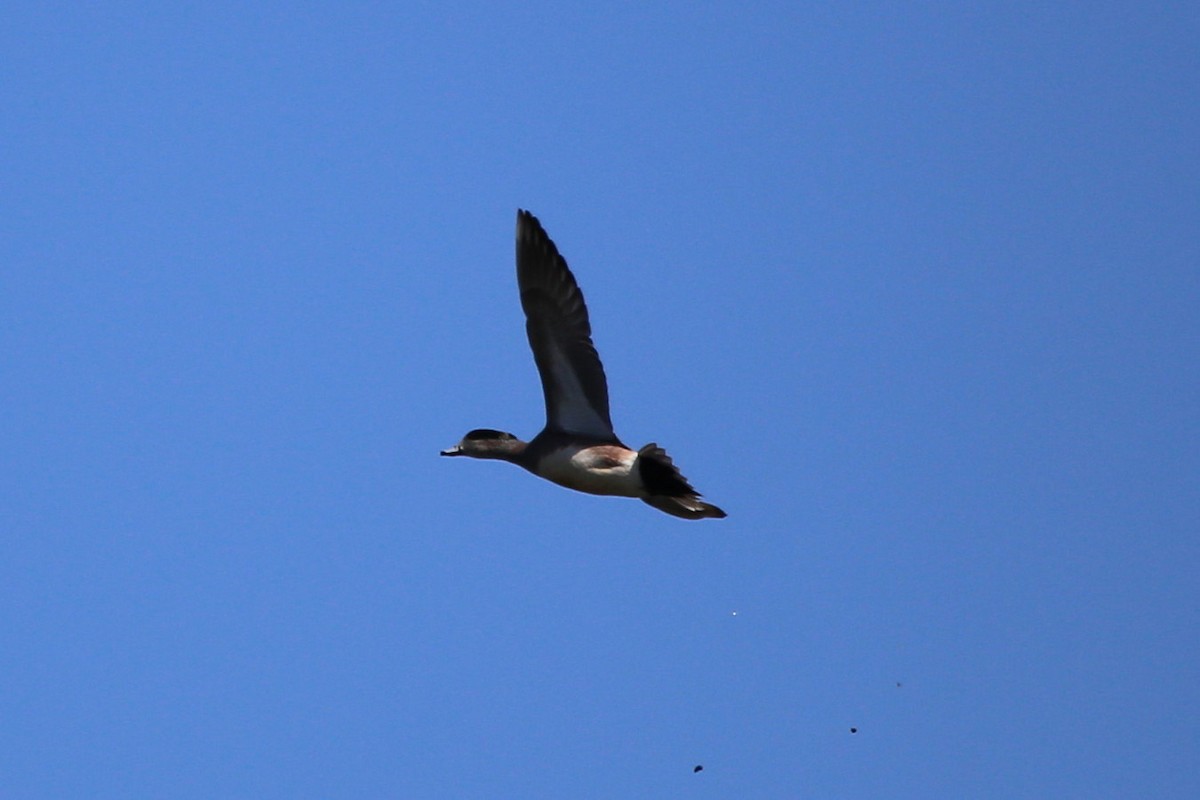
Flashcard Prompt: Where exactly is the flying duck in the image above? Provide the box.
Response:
[441,210,726,520]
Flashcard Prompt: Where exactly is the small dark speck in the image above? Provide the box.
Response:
[850,727,858,734]
[896,682,902,688]
[693,765,703,773]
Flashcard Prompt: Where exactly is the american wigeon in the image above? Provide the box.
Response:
[442,210,726,520]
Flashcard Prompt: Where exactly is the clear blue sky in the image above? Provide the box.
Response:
[2,2,1197,797]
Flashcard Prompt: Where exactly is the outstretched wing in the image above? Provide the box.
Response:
[516,209,616,439]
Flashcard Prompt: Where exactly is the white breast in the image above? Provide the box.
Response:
[537,445,642,497]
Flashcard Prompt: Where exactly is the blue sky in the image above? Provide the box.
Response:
[2,2,1197,797]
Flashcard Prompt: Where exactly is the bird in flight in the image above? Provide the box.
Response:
[441,210,726,520]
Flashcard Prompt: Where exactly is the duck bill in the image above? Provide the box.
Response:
[440,445,463,456]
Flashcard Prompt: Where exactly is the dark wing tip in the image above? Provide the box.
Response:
[636,443,698,496]
[516,209,567,284]
[514,208,594,340]
[636,443,727,519]
[516,208,544,242]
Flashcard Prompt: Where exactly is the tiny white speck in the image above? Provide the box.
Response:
[731,611,738,616]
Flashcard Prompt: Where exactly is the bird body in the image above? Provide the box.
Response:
[531,440,640,497]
